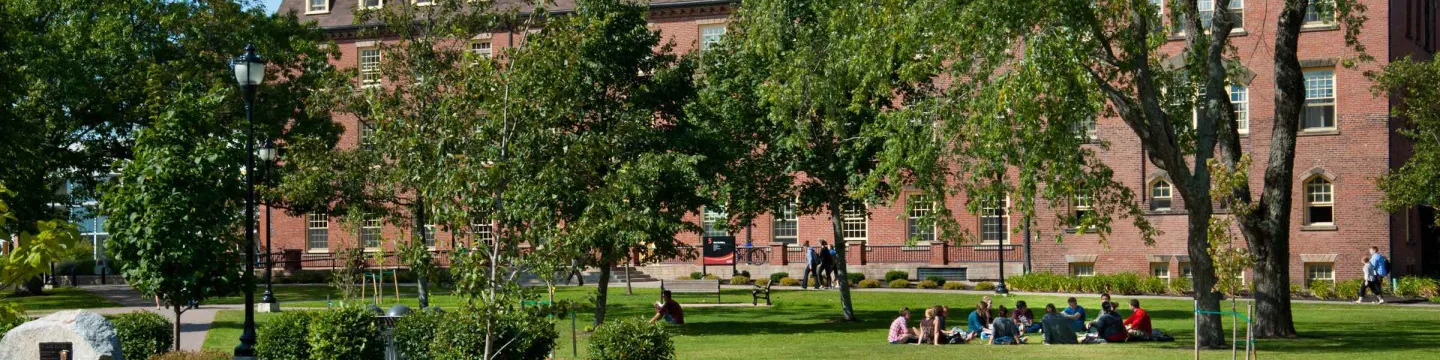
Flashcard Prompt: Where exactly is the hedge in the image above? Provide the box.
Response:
[589,317,675,360]
[942,282,967,290]
[846,273,866,286]
[308,306,384,360]
[257,311,314,360]
[885,271,909,282]
[729,275,751,285]
[393,310,442,360]
[888,279,911,288]
[974,282,996,291]
[858,279,881,288]
[1006,272,1184,295]
[108,311,172,360]
[779,277,801,286]
[769,272,790,284]
[924,275,947,286]
[917,280,939,289]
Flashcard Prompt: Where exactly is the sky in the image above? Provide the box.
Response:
[262,0,283,14]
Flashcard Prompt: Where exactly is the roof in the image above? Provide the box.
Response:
[278,0,734,30]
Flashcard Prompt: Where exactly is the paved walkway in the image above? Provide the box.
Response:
[27,285,243,351]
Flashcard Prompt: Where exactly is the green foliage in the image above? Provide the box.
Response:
[0,187,84,291]
[675,276,694,281]
[942,282,968,290]
[917,280,939,289]
[888,279,912,289]
[1335,280,1365,300]
[392,310,442,360]
[689,272,704,280]
[740,271,751,278]
[329,248,367,301]
[1374,59,1440,222]
[703,274,720,280]
[885,271,910,282]
[974,282,996,291]
[769,272,790,284]
[148,350,231,360]
[430,307,557,360]
[108,312,172,360]
[729,276,751,285]
[924,276,948,286]
[257,311,314,360]
[847,273,867,286]
[779,277,801,287]
[858,279,882,288]
[1309,281,1337,300]
[1291,284,1307,298]
[0,299,26,334]
[1104,273,1142,295]
[307,306,384,360]
[1396,276,1440,298]
[1169,277,1194,295]
[753,278,771,287]
[1141,277,1168,295]
[588,317,676,360]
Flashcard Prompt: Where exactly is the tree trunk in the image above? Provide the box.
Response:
[413,196,431,309]
[826,200,857,322]
[172,306,183,351]
[593,264,612,327]
[1185,199,1227,348]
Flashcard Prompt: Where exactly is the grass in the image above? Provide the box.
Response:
[202,286,1440,359]
[3,287,122,311]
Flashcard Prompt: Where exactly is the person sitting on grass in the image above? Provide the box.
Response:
[914,307,942,345]
[1085,301,1127,343]
[1123,299,1152,339]
[1013,300,1041,333]
[889,307,918,344]
[966,300,993,342]
[1062,297,1087,332]
[1091,292,1115,327]
[649,290,685,325]
[991,305,1023,345]
[1041,303,1079,345]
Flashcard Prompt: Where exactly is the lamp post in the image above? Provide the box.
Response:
[231,44,265,359]
[257,138,279,312]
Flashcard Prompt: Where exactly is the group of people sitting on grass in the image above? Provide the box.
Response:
[888,293,1168,345]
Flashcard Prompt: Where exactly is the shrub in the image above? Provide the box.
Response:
[753,278,770,287]
[392,309,442,360]
[1396,276,1440,298]
[974,282,996,291]
[257,311,313,360]
[108,311,172,360]
[308,306,384,360]
[858,279,882,288]
[769,272,790,284]
[740,270,752,278]
[942,282,967,290]
[888,279,911,288]
[148,350,231,360]
[589,317,675,360]
[703,274,720,280]
[924,276,948,286]
[431,308,556,360]
[917,280,939,289]
[1309,281,1336,300]
[1335,279,1363,300]
[1168,277,1193,294]
[779,277,801,286]
[846,272,866,286]
[1103,273,1142,295]
[675,276,693,280]
[689,272,704,280]
[1139,277,1167,295]
[885,270,909,282]
[1290,284,1307,298]
[729,275,751,285]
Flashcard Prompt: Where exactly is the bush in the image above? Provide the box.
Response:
[729,275,751,285]
[858,279,882,288]
[108,311,172,360]
[1102,273,1142,295]
[689,272,704,280]
[589,317,675,360]
[769,272,790,284]
[1396,276,1440,298]
[430,308,557,360]
[846,272,866,286]
[1335,279,1363,300]
[148,350,231,360]
[308,306,384,360]
[1290,284,1307,298]
[1309,280,1336,300]
[888,279,911,288]
[702,274,720,280]
[917,280,939,289]
[392,310,442,360]
[1139,277,1167,295]
[753,278,770,287]
[885,270,909,282]
[923,275,947,286]
[257,311,314,360]
[675,276,693,280]
[779,277,801,286]
[974,282,996,291]
[740,270,751,278]
[942,282,967,290]
[1169,277,1193,294]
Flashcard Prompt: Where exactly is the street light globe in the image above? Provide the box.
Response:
[258,139,277,162]
[232,44,266,87]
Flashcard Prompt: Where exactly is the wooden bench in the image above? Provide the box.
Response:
[661,279,722,304]
[751,280,773,306]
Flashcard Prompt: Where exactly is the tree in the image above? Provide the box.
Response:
[1373,58,1440,224]
[0,186,84,298]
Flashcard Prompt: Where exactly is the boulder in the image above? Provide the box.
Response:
[0,310,123,360]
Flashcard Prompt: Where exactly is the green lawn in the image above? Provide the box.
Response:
[3,287,122,311]
[203,286,1440,359]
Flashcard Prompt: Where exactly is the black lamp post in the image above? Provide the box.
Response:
[231,44,265,360]
[258,138,278,310]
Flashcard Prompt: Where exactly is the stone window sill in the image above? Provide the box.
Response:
[1298,129,1341,137]
[1301,24,1340,32]
[1301,224,1338,231]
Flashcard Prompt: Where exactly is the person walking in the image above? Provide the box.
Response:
[802,240,818,289]
[819,241,836,288]
[1365,246,1389,304]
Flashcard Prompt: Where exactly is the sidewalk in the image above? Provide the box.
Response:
[26,285,244,351]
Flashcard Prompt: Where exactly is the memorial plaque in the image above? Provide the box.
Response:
[39,342,72,360]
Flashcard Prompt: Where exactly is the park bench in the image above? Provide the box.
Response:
[751,279,773,306]
[661,279,722,304]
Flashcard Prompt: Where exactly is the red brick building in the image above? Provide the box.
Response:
[273,0,1439,283]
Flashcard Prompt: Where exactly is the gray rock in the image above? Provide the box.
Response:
[0,310,123,360]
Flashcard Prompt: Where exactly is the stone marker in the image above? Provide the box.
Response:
[0,310,123,360]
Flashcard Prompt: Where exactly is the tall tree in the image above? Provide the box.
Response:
[1374,58,1440,225]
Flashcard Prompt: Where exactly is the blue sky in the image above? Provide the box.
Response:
[262,0,283,14]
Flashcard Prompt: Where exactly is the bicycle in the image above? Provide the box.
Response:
[734,244,768,266]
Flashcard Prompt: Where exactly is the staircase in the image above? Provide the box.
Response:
[578,266,658,284]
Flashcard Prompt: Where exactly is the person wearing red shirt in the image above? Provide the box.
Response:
[1123,299,1152,339]
[649,290,685,325]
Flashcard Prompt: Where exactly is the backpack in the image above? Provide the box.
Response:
[1375,255,1389,277]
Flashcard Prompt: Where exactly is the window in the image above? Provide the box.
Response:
[1305,263,1335,283]
[361,0,382,10]
[309,0,330,13]
[699,24,726,51]
[1305,177,1335,225]
[470,219,495,244]
[1179,262,1193,278]
[1199,0,1244,30]
[1304,0,1334,25]
[703,207,728,237]
[1150,180,1173,211]
[1070,263,1096,277]
[842,203,867,241]
[907,195,936,243]
[359,48,382,88]
[307,213,329,251]
[1302,70,1336,130]
[413,0,434,6]
[1150,0,1165,32]
[772,202,798,244]
[1231,85,1249,133]
[423,224,437,248]
[1073,194,1094,223]
[469,41,492,58]
[360,122,377,150]
[1074,117,1097,143]
[361,218,382,249]
[981,197,1010,244]
[1151,262,1171,279]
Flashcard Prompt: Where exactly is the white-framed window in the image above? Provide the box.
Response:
[1305,262,1335,283]
[842,202,867,241]
[1231,84,1249,133]
[361,0,382,10]
[1151,262,1171,279]
[309,0,331,13]
[470,219,495,244]
[1070,263,1096,277]
[359,122,377,150]
[307,213,329,251]
[423,224,437,248]
[1150,180,1173,211]
[1180,261,1193,278]
[359,47,382,88]
[413,0,434,6]
[1304,176,1335,225]
[703,206,728,237]
[469,41,492,58]
[361,217,382,249]
[1304,0,1335,26]
[1074,117,1097,143]
[907,195,937,243]
[699,24,726,51]
[772,202,798,244]
[1150,0,1165,31]
[1073,194,1094,223]
[1302,69,1336,130]
[980,196,1010,244]
[1199,0,1244,30]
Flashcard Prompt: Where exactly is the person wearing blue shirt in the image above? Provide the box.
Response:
[965,301,992,342]
[1361,246,1389,304]
[802,240,817,289]
[1062,297,1087,332]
